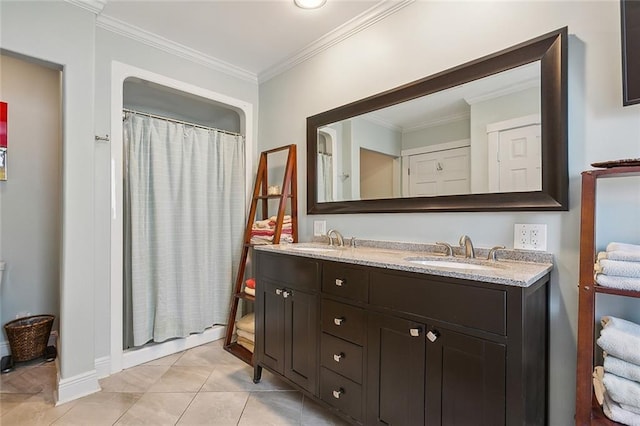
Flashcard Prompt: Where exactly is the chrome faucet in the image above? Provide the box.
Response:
[459,235,475,258]
[327,229,345,247]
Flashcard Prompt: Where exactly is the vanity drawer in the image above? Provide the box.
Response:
[256,252,320,292]
[320,333,363,384]
[320,367,363,422]
[370,271,507,335]
[321,299,366,345]
[322,262,369,302]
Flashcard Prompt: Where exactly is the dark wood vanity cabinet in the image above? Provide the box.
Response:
[254,250,549,425]
[254,251,321,394]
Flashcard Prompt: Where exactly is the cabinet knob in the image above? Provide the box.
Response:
[427,330,440,342]
[333,352,344,362]
[282,290,291,298]
[409,327,421,337]
[332,388,344,399]
[335,278,344,287]
[275,288,282,295]
[333,317,345,326]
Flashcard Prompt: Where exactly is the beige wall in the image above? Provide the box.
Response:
[0,54,62,344]
[360,148,395,200]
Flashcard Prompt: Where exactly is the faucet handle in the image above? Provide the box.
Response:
[435,242,453,257]
[487,246,506,261]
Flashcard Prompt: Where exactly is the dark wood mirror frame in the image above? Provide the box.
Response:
[307,27,567,214]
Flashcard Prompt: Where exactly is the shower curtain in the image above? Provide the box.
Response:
[123,112,245,348]
[317,152,333,202]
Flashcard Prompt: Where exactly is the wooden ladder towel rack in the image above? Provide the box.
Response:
[223,144,298,365]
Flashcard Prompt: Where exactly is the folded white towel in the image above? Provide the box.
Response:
[603,391,640,426]
[605,355,640,382]
[595,273,640,291]
[595,259,640,278]
[594,366,605,406]
[604,372,640,411]
[236,313,255,334]
[608,242,640,254]
[597,323,640,366]
[602,316,640,334]
[600,250,640,263]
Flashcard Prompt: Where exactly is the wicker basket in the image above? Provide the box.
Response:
[4,315,54,362]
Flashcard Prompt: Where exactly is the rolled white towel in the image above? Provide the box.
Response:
[595,259,640,278]
[605,354,640,383]
[602,316,640,334]
[602,251,640,263]
[603,372,640,411]
[595,273,640,291]
[607,242,640,254]
[603,391,640,426]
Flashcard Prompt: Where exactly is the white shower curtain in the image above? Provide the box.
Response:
[317,152,333,202]
[123,113,245,347]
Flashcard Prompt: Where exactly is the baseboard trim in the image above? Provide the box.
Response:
[94,356,111,379]
[55,368,101,406]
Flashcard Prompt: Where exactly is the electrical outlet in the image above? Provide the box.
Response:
[514,224,547,251]
[313,220,326,237]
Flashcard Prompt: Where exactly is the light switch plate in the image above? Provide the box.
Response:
[514,224,547,251]
[314,220,326,237]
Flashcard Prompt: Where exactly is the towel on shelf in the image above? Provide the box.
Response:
[607,242,640,254]
[244,287,255,296]
[236,328,254,343]
[603,392,640,426]
[600,250,640,263]
[597,316,640,366]
[594,366,605,406]
[237,336,254,353]
[268,215,291,224]
[595,259,640,278]
[595,273,640,291]
[236,313,255,334]
[605,354,640,383]
[603,372,640,410]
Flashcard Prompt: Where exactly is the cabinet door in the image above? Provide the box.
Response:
[426,327,506,426]
[256,280,285,374]
[367,312,426,426]
[284,287,318,394]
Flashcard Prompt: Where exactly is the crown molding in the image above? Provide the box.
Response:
[96,15,258,84]
[404,112,471,133]
[464,78,539,105]
[65,0,106,14]
[258,0,415,83]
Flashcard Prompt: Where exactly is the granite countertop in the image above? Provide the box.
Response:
[255,239,553,288]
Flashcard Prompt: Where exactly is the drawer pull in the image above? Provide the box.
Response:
[333,352,344,362]
[332,388,344,399]
[335,278,344,287]
[275,288,283,295]
[333,317,345,326]
[410,328,421,337]
[282,290,291,298]
[427,330,440,342]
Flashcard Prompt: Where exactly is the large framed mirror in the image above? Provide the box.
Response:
[307,27,567,214]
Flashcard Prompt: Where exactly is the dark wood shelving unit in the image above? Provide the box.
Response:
[575,165,640,425]
[223,144,298,366]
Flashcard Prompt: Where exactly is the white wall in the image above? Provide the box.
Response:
[0,54,62,345]
[258,2,640,424]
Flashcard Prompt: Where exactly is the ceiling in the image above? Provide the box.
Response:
[89,0,412,82]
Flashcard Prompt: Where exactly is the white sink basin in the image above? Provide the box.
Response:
[404,257,498,271]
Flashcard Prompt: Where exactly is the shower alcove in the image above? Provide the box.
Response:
[109,62,254,374]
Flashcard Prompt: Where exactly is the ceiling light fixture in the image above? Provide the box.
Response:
[294,0,327,10]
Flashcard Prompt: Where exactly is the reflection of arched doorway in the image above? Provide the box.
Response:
[317,127,338,202]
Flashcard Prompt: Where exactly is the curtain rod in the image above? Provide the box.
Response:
[122,108,244,138]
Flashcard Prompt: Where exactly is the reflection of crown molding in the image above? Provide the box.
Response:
[258,0,415,83]
[96,15,257,83]
[463,78,539,105]
[404,112,470,133]
[65,0,106,14]
[361,115,402,133]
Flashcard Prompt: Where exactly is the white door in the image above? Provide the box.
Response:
[408,147,470,196]
[496,124,541,192]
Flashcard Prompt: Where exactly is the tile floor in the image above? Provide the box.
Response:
[0,339,349,425]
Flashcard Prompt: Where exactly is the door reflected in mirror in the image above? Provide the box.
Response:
[317,62,541,202]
